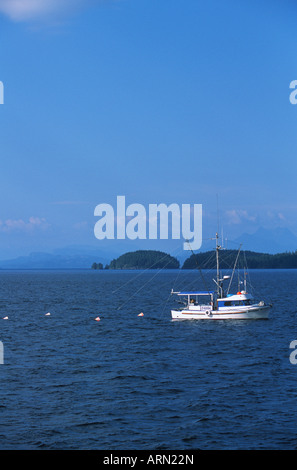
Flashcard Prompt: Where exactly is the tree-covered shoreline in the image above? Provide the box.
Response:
[92,250,180,270]
[182,249,297,269]
[92,248,297,270]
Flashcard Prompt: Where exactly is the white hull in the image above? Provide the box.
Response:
[171,305,270,320]
[170,232,272,321]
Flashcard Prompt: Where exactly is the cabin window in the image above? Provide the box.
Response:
[218,299,251,307]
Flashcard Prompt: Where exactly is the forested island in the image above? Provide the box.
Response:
[182,249,297,269]
[91,248,297,270]
[91,262,106,270]
[92,250,180,270]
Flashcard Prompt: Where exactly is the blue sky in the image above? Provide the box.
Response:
[0,0,297,258]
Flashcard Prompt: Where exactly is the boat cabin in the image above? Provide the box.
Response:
[173,291,214,310]
[217,292,253,308]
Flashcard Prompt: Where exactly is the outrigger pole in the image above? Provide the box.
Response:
[185,239,211,295]
[227,243,242,295]
[215,232,220,297]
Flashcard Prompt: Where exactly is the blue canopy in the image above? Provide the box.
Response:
[178,291,214,296]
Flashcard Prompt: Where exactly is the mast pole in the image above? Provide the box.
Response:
[216,232,220,297]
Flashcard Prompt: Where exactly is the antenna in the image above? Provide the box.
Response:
[227,243,242,295]
[216,193,220,236]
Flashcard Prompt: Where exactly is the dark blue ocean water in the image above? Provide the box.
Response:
[0,269,297,450]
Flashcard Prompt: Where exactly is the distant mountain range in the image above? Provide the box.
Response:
[0,245,112,269]
[201,227,297,254]
[233,227,297,254]
[0,227,296,269]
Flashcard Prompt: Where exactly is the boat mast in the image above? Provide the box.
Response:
[216,232,220,298]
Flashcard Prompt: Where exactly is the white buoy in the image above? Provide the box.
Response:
[138,312,144,316]
[45,312,51,316]
[3,316,8,320]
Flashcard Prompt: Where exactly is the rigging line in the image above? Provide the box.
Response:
[181,251,215,291]
[175,262,201,294]
[185,239,211,294]
[241,250,257,297]
[163,251,188,312]
[243,251,251,285]
[218,249,242,271]
[161,276,181,316]
[200,250,217,270]
[161,293,173,317]
[111,244,183,295]
[163,246,212,316]
[216,193,220,236]
[169,256,184,291]
[223,239,241,246]
[241,250,272,304]
[116,253,182,311]
[227,244,242,295]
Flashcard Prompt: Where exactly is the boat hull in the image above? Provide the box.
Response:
[171,305,270,320]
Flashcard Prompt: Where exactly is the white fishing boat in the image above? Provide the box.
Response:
[171,234,271,320]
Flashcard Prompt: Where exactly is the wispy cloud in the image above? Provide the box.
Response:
[0,217,50,233]
[225,209,257,225]
[267,210,287,222]
[0,0,95,22]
